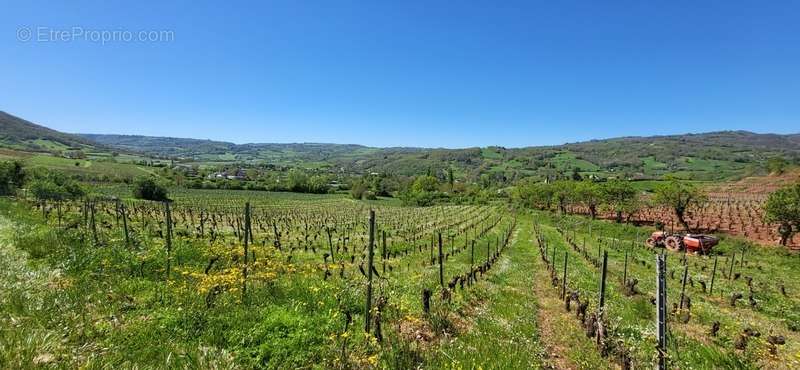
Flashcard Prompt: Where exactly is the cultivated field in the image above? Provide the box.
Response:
[1,189,799,369]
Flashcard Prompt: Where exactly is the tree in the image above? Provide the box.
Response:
[767,157,789,175]
[28,172,84,201]
[350,179,368,200]
[653,180,705,231]
[0,160,25,196]
[601,180,637,223]
[512,180,553,210]
[133,177,170,202]
[764,183,800,246]
[551,180,576,215]
[286,169,309,192]
[411,176,439,193]
[571,167,583,181]
[574,181,602,219]
[447,168,455,189]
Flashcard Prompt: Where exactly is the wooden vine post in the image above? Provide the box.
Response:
[438,232,444,288]
[365,210,376,333]
[120,201,130,248]
[623,251,628,285]
[90,201,98,246]
[709,256,718,294]
[561,251,568,299]
[471,239,475,267]
[326,227,335,263]
[242,202,251,301]
[656,253,667,370]
[679,264,688,309]
[598,251,608,310]
[382,230,387,274]
[164,201,173,281]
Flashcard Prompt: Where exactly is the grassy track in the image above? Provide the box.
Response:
[426,217,547,368]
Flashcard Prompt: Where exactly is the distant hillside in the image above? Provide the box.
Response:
[80,133,421,167]
[80,134,237,157]
[0,111,98,152]
[3,110,799,181]
[81,131,800,181]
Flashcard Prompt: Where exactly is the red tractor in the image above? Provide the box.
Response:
[646,231,719,254]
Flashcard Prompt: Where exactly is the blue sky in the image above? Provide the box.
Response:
[2,1,799,148]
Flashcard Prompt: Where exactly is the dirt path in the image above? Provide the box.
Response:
[528,222,617,370]
[427,216,548,368]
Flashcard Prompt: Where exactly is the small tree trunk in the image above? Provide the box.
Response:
[675,208,689,231]
[778,223,792,246]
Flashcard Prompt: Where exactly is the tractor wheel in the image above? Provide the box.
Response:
[645,238,656,248]
[665,236,681,251]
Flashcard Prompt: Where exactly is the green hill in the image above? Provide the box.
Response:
[2,110,799,181]
[0,111,98,153]
[82,131,800,181]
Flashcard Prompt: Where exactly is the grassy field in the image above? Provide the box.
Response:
[1,188,799,369]
[21,154,158,180]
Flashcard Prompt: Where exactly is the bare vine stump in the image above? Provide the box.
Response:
[767,335,786,356]
[730,292,743,307]
[422,289,431,315]
[710,321,720,337]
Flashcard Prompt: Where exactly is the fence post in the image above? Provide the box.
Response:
[679,264,688,309]
[438,232,444,288]
[382,230,387,274]
[121,201,130,248]
[623,250,628,285]
[561,251,568,299]
[90,201,98,245]
[242,202,251,300]
[728,252,736,280]
[656,253,667,370]
[599,251,608,309]
[164,201,173,281]
[326,227,335,263]
[710,255,718,294]
[471,240,475,267]
[365,210,376,333]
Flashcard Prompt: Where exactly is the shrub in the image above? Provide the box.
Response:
[0,160,25,196]
[133,177,170,201]
[28,171,84,201]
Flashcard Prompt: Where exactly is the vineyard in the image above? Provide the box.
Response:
[2,189,800,368]
[0,193,525,368]
[566,191,800,248]
[632,193,800,247]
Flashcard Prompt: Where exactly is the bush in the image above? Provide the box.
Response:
[28,171,84,201]
[350,181,368,200]
[0,161,25,196]
[133,177,170,201]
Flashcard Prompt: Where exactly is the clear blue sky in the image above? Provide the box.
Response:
[2,1,799,148]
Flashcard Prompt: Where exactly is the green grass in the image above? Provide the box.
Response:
[551,152,601,172]
[3,185,800,369]
[0,195,528,368]
[23,155,156,180]
[532,211,800,368]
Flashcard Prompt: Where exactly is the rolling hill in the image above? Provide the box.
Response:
[2,111,799,181]
[0,111,99,153]
[81,131,800,181]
